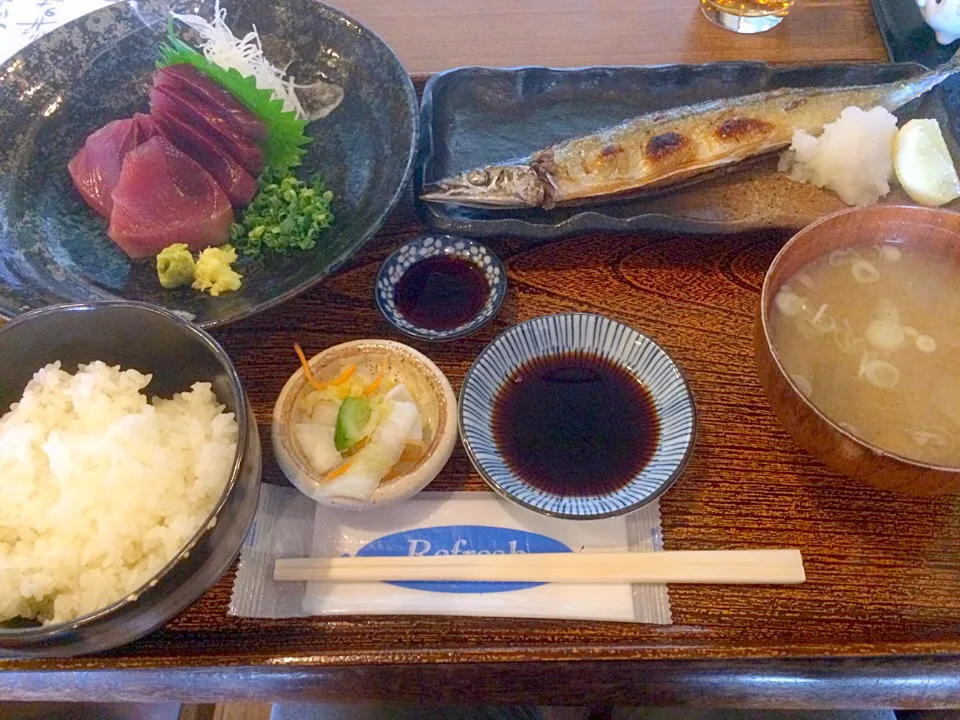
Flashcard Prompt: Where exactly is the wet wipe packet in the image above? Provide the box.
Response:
[230,483,672,624]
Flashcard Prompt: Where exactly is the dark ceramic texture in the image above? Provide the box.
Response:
[415,62,958,240]
[0,0,417,328]
[871,0,959,68]
[0,302,262,657]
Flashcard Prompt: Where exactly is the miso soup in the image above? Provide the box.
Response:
[769,243,960,466]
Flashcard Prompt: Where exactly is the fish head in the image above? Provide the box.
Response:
[419,165,545,209]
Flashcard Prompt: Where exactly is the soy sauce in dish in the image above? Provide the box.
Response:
[394,255,489,331]
[492,351,660,496]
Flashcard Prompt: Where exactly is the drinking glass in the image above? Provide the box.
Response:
[700,0,797,34]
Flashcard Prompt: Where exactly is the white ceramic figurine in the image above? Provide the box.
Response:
[918,0,960,45]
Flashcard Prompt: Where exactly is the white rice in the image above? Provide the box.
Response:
[779,106,899,207]
[0,361,238,626]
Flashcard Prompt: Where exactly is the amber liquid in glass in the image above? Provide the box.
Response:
[701,0,795,32]
[702,0,794,17]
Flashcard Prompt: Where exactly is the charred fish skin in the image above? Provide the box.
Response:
[420,51,960,210]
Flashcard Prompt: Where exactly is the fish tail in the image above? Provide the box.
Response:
[921,45,960,86]
[882,47,960,111]
[943,45,960,73]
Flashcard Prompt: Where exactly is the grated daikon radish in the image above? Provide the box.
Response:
[172,0,309,118]
[779,106,898,207]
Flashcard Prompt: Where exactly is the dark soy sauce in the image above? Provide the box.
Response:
[493,351,660,496]
[394,256,489,331]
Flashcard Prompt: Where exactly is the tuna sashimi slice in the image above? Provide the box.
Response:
[154,64,267,141]
[68,119,137,217]
[149,85,264,176]
[132,112,162,141]
[154,108,258,206]
[107,136,234,259]
[68,114,161,217]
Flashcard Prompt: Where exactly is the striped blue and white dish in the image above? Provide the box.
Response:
[459,313,696,519]
[375,235,507,341]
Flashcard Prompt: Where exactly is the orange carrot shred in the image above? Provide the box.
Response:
[363,361,387,397]
[294,343,326,391]
[326,459,355,480]
[295,345,357,392]
[329,364,356,386]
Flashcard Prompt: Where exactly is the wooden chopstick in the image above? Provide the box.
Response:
[274,549,805,585]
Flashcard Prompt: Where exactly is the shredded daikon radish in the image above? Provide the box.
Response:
[172,0,307,118]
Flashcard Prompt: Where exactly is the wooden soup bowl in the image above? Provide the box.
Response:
[755,204,960,495]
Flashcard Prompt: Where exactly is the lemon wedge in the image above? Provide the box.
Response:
[893,119,960,207]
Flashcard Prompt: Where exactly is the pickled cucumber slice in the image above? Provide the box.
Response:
[334,396,371,452]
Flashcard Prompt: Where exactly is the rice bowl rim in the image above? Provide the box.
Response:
[0,300,250,637]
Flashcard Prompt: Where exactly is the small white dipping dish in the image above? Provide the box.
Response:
[272,339,458,510]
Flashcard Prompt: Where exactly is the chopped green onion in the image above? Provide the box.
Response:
[230,170,335,258]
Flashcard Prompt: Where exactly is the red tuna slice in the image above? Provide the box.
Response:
[153,108,258,206]
[149,84,264,176]
[68,118,141,217]
[68,115,162,218]
[107,136,234,259]
[132,112,162,141]
[154,64,267,141]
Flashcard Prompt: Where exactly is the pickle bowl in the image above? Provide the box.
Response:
[272,339,458,511]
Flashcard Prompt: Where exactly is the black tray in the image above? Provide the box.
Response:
[871,0,958,67]
[415,62,956,240]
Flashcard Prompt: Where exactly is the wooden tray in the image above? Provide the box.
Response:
[3,82,960,708]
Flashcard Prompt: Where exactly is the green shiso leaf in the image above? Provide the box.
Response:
[156,22,312,174]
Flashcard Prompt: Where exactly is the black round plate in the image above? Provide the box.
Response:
[0,0,417,328]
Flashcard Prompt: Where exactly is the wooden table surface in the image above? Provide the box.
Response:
[7,0,960,710]
[331,0,889,73]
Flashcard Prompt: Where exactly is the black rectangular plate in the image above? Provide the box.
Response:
[415,62,958,240]
[871,0,957,67]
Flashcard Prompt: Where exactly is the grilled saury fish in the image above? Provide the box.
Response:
[420,53,960,210]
